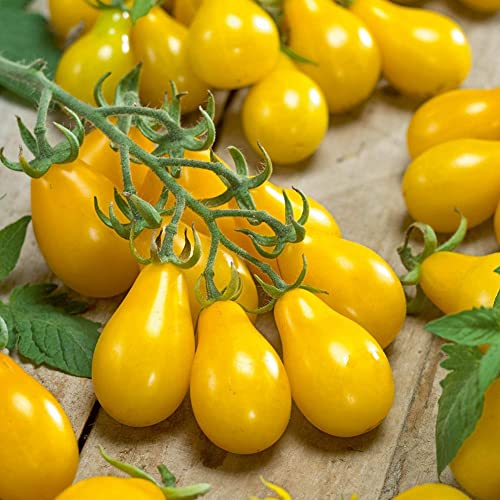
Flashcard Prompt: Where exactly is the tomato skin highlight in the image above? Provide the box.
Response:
[0,353,79,500]
[242,54,329,165]
[55,9,136,105]
[55,476,164,500]
[393,483,470,499]
[450,379,500,500]
[277,230,406,348]
[274,289,394,437]
[285,0,381,114]
[131,7,209,113]
[92,262,194,427]
[31,159,139,298]
[402,139,500,233]
[407,88,500,159]
[349,0,471,98]
[419,252,500,314]
[188,0,280,89]
[190,301,291,454]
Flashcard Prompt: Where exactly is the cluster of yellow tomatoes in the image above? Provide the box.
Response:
[48,0,500,166]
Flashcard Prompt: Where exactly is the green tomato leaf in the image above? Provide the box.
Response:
[130,0,156,24]
[0,215,31,282]
[0,0,61,103]
[425,307,500,346]
[479,343,500,393]
[436,344,484,475]
[3,284,101,377]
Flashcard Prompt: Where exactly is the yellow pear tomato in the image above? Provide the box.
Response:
[402,139,500,232]
[48,0,98,41]
[274,288,394,437]
[277,230,406,348]
[55,476,164,500]
[450,379,500,500]
[190,300,291,454]
[242,54,329,164]
[0,353,79,500]
[55,9,136,105]
[92,262,194,427]
[131,7,209,112]
[188,0,280,89]
[349,0,471,98]
[407,88,500,158]
[285,0,381,113]
[173,0,203,25]
[393,483,470,499]
[31,159,139,298]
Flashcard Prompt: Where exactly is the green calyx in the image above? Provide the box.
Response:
[398,214,468,314]
[0,57,310,303]
[99,446,210,499]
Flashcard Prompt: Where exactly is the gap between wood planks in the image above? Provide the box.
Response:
[75,89,238,453]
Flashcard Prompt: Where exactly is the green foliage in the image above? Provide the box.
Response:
[426,285,500,474]
[0,284,100,377]
[0,0,61,103]
[0,215,31,281]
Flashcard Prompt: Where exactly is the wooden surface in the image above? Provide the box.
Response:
[1,2,499,498]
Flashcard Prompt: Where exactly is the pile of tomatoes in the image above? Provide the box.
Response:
[46,0,500,165]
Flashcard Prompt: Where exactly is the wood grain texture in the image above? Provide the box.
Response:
[0,0,499,498]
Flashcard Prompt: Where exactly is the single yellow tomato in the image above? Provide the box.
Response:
[349,0,472,98]
[55,9,136,105]
[131,7,209,112]
[393,483,470,499]
[31,159,139,298]
[285,0,381,113]
[451,378,500,500]
[419,251,500,314]
[402,139,500,232]
[188,0,280,89]
[242,54,329,164]
[190,300,291,453]
[0,353,79,500]
[407,88,500,158]
[274,288,394,437]
[48,0,98,41]
[55,476,164,500]
[92,262,194,427]
[79,126,152,190]
[277,230,406,349]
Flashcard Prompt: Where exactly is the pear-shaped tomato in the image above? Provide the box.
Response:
[349,0,471,98]
[135,221,258,323]
[450,379,500,500]
[228,180,341,282]
[188,0,280,89]
[79,127,152,190]
[48,0,98,41]
[274,289,394,437]
[242,54,329,164]
[190,300,291,454]
[393,483,470,500]
[277,230,406,348]
[402,139,500,233]
[285,0,381,113]
[31,159,139,298]
[407,88,500,158]
[418,251,500,314]
[0,354,79,500]
[55,477,164,500]
[55,9,136,105]
[132,7,209,113]
[92,262,194,427]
